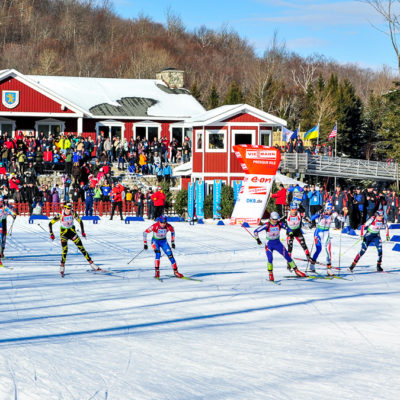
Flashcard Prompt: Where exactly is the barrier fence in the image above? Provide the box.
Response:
[14,201,175,218]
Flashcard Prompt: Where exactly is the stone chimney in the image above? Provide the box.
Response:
[156,68,184,89]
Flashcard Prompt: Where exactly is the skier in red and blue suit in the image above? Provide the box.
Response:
[143,215,183,278]
[254,211,306,281]
[349,209,390,272]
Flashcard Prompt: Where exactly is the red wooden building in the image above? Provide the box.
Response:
[0,68,204,147]
[179,104,286,188]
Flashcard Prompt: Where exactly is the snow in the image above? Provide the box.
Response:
[1,217,400,399]
[27,75,206,118]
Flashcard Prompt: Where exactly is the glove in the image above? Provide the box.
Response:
[256,238,262,245]
[82,232,86,238]
[386,236,390,242]
[172,243,176,249]
[144,244,148,250]
[50,234,55,241]
[13,215,17,220]
[289,231,294,237]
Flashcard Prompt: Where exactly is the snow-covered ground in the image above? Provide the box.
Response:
[1,217,400,400]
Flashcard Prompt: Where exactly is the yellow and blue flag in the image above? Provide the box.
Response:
[304,125,319,140]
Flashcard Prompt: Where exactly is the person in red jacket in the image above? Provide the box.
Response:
[271,184,287,217]
[152,186,166,220]
[110,181,125,220]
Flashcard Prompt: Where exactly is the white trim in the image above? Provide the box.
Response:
[205,129,227,153]
[0,70,88,116]
[0,112,83,117]
[96,120,125,140]
[35,118,65,136]
[77,117,83,135]
[134,121,161,141]
[259,127,273,146]
[192,172,245,178]
[231,129,256,152]
[0,117,16,137]
[194,129,203,152]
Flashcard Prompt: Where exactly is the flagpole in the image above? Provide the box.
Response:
[335,120,337,157]
[317,124,319,146]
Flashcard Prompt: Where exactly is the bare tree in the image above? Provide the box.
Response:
[363,0,400,72]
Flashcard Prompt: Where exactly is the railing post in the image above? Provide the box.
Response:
[397,162,399,191]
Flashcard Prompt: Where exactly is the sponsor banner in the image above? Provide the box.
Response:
[188,182,195,221]
[196,181,204,220]
[231,145,281,225]
[233,180,242,202]
[213,180,222,219]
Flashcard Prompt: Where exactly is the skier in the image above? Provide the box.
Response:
[349,209,390,272]
[49,202,98,277]
[254,211,306,281]
[143,215,183,279]
[0,197,17,264]
[281,202,312,270]
[309,202,342,274]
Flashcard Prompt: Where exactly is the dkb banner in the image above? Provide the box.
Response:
[213,180,222,219]
[196,181,205,220]
[187,182,195,221]
[230,145,281,225]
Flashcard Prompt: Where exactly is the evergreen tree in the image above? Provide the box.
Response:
[174,189,188,216]
[190,83,202,104]
[335,79,363,158]
[207,84,220,109]
[378,83,400,161]
[224,81,244,105]
[301,83,316,131]
[220,185,235,218]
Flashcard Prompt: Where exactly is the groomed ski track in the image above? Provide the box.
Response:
[0,217,399,400]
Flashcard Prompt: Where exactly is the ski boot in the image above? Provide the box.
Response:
[327,263,334,276]
[89,260,101,271]
[154,268,160,279]
[348,262,356,272]
[377,262,384,272]
[308,259,316,273]
[173,263,183,278]
[294,268,306,277]
[267,262,274,281]
[60,262,65,278]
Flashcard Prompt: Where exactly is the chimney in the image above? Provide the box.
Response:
[156,68,184,89]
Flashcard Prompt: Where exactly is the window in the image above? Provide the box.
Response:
[0,121,14,138]
[232,130,255,151]
[172,127,183,146]
[134,122,160,144]
[206,130,226,152]
[260,128,272,146]
[195,131,203,151]
[35,119,65,138]
[96,120,124,141]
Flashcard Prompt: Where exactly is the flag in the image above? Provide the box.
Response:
[328,123,337,141]
[291,128,298,140]
[282,127,293,142]
[304,125,319,140]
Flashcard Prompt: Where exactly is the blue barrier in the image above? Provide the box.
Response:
[389,223,400,229]
[241,222,250,228]
[392,243,400,252]
[81,216,101,224]
[167,217,185,222]
[197,219,204,224]
[125,216,145,224]
[341,227,357,236]
[217,220,225,225]
[390,235,400,242]
[29,215,49,224]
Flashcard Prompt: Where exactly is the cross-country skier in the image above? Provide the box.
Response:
[280,202,312,270]
[254,211,306,281]
[349,209,390,272]
[143,215,183,279]
[49,202,98,277]
[0,197,17,266]
[309,202,342,275]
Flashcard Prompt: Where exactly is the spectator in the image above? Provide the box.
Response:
[146,187,155,219]
[163,163,172,183]
[110,181,124,220]
[135,188,145,217]
[271,184,287,217]
[152,186,166,220]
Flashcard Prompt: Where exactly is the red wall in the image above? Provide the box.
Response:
[223,113,264,123]
[0,76,74,114]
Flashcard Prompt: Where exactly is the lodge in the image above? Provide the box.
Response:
[0,68,287,187]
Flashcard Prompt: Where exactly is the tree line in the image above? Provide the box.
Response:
[1,0,400,160]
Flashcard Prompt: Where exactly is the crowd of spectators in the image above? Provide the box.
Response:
[0,130,183,217]
[278,138,335,157]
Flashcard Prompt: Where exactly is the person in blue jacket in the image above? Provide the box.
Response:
[308,184,324,227]
[83,183,95,216]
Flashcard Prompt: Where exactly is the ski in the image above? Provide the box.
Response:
[294,257,339,270]
[267,279,281,285]
[0,264,13,270]
[283,274,333,280]
[166,274,202,282]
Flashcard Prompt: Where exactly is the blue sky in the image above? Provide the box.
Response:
[112,0,398,72]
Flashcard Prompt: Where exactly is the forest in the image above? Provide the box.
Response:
[1,0,400,160]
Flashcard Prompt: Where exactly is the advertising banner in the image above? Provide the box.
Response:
[233,180,242,203]
[196,181,205,220]
[213,180,222,219]
[230,145,281,225]
[187,182,195,221]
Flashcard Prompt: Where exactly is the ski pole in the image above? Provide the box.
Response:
[338,220,343,276]
[241,225,255,239]
[7,217,16,237]
[128,249,144,265]
[340,238,361,257]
